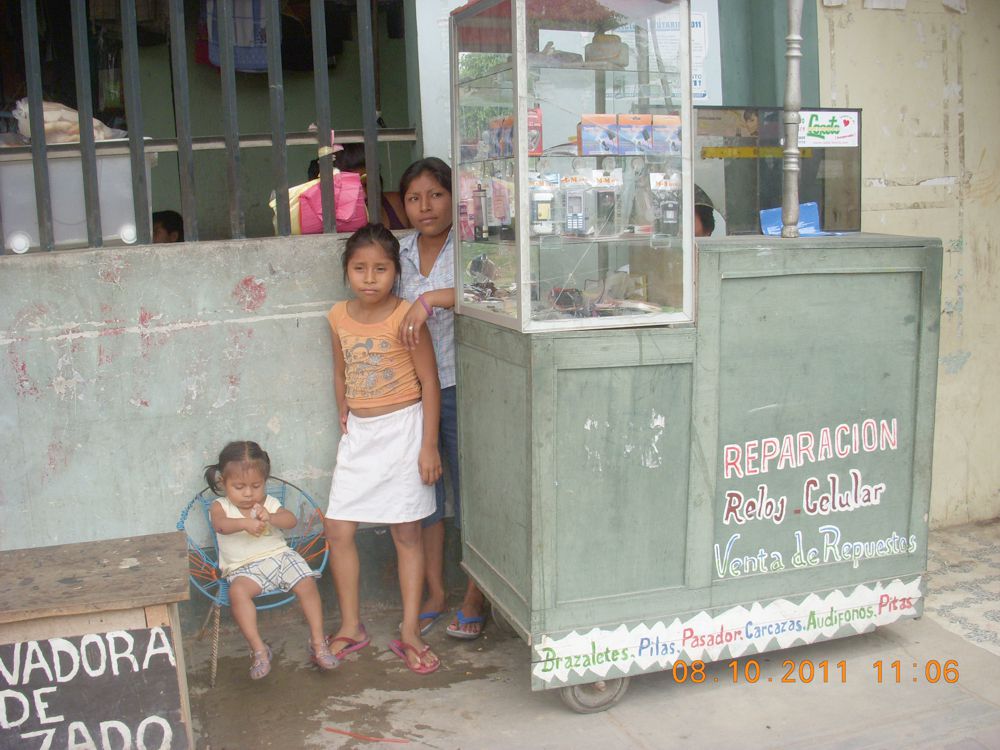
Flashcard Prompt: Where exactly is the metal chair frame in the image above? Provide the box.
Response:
[177,476,329,685]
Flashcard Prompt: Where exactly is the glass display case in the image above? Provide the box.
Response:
[450,0,693,331]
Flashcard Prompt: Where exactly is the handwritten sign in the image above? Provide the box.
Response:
[714,417,916,580]
[0,627,188,750]
[532,577,922,683]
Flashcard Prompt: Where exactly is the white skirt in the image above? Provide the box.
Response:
[326,401,435,524]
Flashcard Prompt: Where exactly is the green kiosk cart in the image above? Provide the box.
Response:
[450,0,941,712]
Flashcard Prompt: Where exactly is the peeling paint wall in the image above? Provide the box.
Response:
[0,237,350,550]
[818,0,1000,526]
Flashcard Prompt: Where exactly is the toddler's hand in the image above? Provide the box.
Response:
[244,517,267,536]
[251,503,270,523]
[418,445,443,486]
[399,304,429,350]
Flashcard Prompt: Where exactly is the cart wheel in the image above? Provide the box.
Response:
[559,677,630,714]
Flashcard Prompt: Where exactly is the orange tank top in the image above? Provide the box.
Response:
[327,300,422,409]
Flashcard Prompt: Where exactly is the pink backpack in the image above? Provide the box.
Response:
[299,171,368,234]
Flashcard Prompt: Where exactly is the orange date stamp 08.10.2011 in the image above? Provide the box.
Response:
[662,658,960,685]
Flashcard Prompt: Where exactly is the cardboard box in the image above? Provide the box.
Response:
[577,114,618,156]
[618,114,653,155]
[652,115,682,155]
[488,115,514,158]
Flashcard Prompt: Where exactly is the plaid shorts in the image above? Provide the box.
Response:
[227,548,319,595]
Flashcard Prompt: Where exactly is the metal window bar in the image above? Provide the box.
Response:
[120,0,151,245]
[168,0,199,242]
[70,0,102,248]
[217,0,245,238]
[4,2,417,254]
[21,0,53,251]
[267,0,291,237]
[0,130,416,162]
[357,0,381,224]
[311,0,336,234]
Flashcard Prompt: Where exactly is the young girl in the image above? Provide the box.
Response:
[325,223,443,674]
[206,441,337,680]
[396,157,486,641]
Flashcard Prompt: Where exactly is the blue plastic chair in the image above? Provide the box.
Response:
[177,477,329,685]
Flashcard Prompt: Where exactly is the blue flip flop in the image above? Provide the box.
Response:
[418,610,444,636]
[446,609,486,640]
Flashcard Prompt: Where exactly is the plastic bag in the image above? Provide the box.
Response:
[12,99,123,144]
[269,170,368,235]
[299,171,367,234]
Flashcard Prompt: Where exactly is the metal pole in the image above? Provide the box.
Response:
[70,0,102,248]
[168,0,199,241]
[217,0,245,239]
[21,0,54,251]
[121,0,151,244]
[781,0,804,238]
[311,0,335,233]
[266,0,290,237]
[357,0,381,224]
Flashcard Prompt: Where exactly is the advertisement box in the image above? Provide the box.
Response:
[617,114,653,155]
[527,107,543,156]
[577,114,618,156]
[652,115,682,155]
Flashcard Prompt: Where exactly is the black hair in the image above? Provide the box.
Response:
[205,441,271,495]
[341,223,401,282]
[152,210,184,241]
[308,143,367,181]
[398,157,452,198]
[335,143,367,173]
[694,203,715,235]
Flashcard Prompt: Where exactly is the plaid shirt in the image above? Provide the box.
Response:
[397,230,456,389]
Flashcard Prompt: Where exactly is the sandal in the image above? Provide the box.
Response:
[446,609,486,641]
[388,639,440,675]
[249,644,272,680]
[326,625,371,659]
[309,639,339,671]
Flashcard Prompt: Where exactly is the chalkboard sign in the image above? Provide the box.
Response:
[0,626,188,750]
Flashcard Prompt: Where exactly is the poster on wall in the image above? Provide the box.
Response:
[611,6,721,103]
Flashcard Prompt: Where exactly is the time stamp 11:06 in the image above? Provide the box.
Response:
[660,659,960,685]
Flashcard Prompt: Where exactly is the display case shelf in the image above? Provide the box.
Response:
[451,0,693,332]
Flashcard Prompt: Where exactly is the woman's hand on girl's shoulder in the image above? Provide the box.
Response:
[418,445,443,485]
[399,304,429,350]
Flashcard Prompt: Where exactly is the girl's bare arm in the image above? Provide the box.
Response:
[411,326,443,485]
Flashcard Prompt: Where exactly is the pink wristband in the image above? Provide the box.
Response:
[417,294,432,316]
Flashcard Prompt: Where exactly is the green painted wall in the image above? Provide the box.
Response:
[719,0,820,107]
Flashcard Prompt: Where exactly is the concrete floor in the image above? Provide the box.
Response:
[184,519,1000,750]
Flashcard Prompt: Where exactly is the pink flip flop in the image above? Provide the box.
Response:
[388,639,440,675]
[326,625,371,659]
